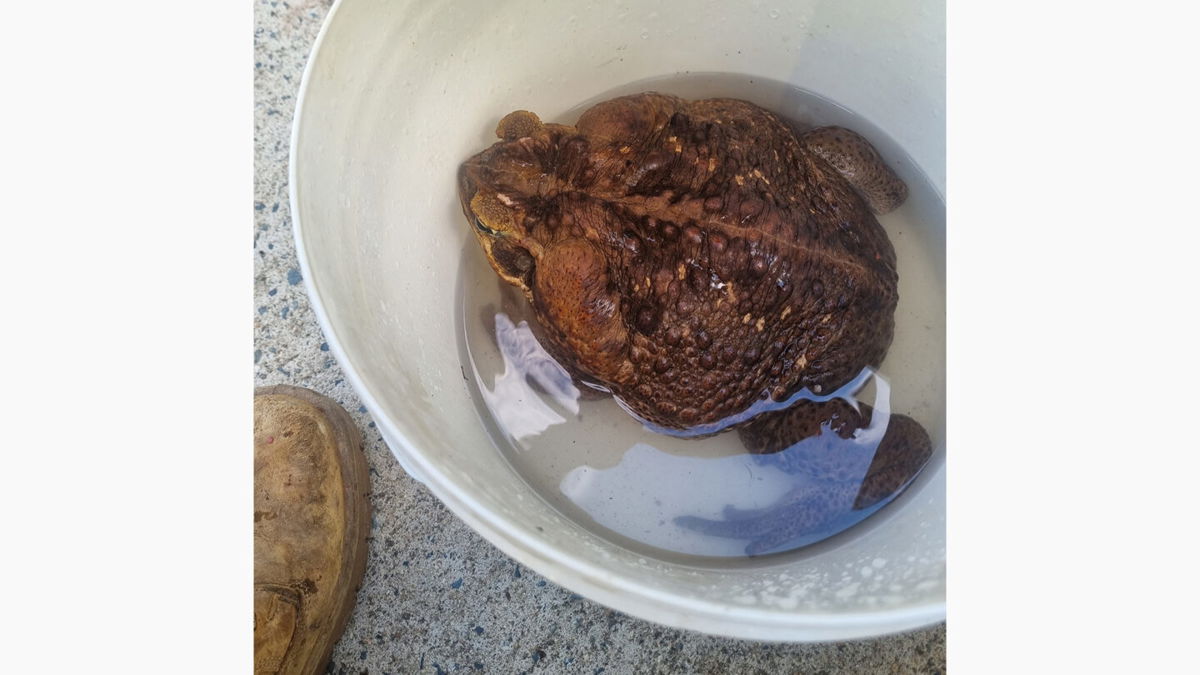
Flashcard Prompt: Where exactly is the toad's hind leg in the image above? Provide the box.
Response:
[531,238,633,387]
[800,126,908,215]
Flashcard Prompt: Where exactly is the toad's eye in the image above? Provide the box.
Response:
[473,216,500,236]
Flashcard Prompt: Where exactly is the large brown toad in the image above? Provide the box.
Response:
[459,92,907,432]
[459,92,931,553]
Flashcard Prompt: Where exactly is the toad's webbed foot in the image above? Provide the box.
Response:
[741,399,933,509]
[675,400,934,555]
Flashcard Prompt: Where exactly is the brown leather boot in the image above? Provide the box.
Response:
[254,385,371,675]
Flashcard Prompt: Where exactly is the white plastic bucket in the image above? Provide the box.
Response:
[291,0,945,641]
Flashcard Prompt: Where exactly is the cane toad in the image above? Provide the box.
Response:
[459,93,931,553]
[459,92,907,431]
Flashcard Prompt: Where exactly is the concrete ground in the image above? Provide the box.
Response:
[254,1,946,672]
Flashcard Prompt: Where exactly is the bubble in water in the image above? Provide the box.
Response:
[768,9,780,19]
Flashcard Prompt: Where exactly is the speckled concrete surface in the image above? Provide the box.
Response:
[253,1,945,672]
